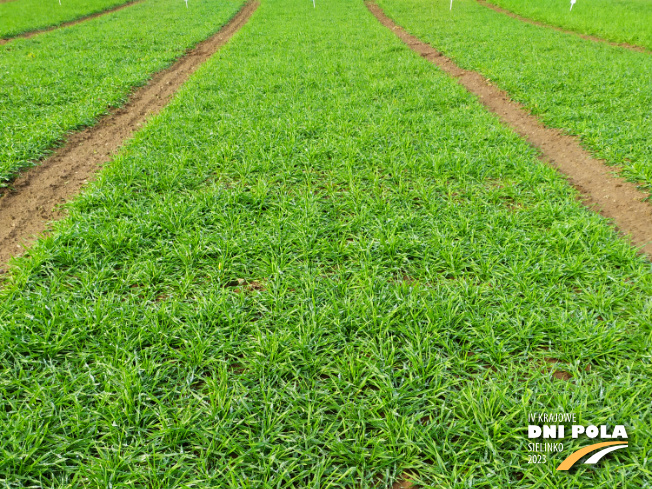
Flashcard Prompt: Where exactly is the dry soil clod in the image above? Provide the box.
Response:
[391,474,418,489]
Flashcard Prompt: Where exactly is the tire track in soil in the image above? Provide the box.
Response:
[477,0,649,54]
[0,0,142,44]
[0,1,258,268]
[367,1,652,259]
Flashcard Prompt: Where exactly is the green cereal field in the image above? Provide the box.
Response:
[0,0,650,487]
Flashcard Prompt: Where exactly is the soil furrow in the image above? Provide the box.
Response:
[367,1,652,258]
[476,0,649,54]
[0,0,142,44]
[0,1,258,267]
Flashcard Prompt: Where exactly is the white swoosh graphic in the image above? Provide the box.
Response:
[584,444,628,464]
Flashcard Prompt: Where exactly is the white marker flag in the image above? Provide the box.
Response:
[570,0,576,11]
[450,0,453,10]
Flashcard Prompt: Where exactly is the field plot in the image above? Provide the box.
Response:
[377,0,652,194]
[1,0,650,486]
[0,0,244,186]
[0,0,136,39]
[483,0,652,51]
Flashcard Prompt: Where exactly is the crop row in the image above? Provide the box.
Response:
[0,0,135,39]
[1,0,649,485]
[378,0,652,193]
[484,0,652,50]
[0,0,243,186]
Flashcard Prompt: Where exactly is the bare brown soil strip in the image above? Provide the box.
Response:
[0,1,258,268]
[367,2,652,259]
[477,0,649,54]
[0,0,142,45]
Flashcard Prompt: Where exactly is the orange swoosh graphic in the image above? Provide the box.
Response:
[556,441,628,470]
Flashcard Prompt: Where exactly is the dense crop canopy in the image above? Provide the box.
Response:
[1,0,650,486]
[378,0,652,193]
